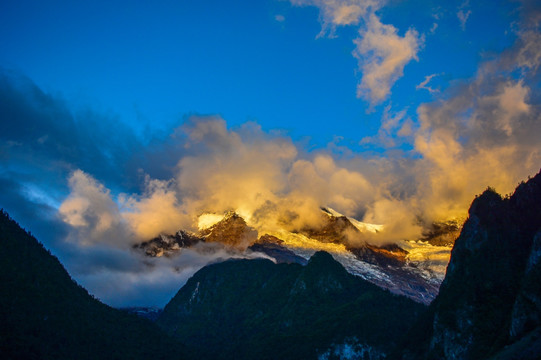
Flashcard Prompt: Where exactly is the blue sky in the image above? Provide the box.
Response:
[1,0,540,306]
[0,0,520,148]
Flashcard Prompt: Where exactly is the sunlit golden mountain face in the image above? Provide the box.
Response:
[131,200,458,304]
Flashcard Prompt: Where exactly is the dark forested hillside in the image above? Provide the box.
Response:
[158,251,425,360]
[0,210,185,360]
[394,170,541,360]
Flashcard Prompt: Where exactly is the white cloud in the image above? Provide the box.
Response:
[288,0,422,105]
[331,4,364,25]
[120,176,189,240]
[480,81,530,136]
[457,9,471,30]
[360,106,409,147]
[59,170,132,247]
[410,74,539,220]
[516,30,541,72]
[58,61,541,302]
[75,244,273,307]
[416,73,439,94]
[354,14,422,104]
[290,0,382,36]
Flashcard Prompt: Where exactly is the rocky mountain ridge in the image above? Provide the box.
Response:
[135,207,456,304]
[395,169,541,359]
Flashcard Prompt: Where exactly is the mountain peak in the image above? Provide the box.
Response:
[305,251,349,278]
[307,250,336,266]
[158,249,423,359]
[469,186,504,217]
[200,211,257,249]
[297,210,361,244]
[399,169,541,359]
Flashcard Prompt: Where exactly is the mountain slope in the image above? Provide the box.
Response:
[137,208,451,304]
[158,251,425,359]
[199,211,258,248]
[0,210,185,360]
[395,170,541,360]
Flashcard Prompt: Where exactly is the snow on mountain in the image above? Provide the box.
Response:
[323,207,384,233]
[197,213,225,230]
[135,208,459,304]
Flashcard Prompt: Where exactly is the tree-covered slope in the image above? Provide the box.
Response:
[0,210,185,360]
[158,251,425,360]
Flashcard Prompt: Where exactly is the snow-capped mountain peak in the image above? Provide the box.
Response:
[322,207,384,234]
[135,207,460,304]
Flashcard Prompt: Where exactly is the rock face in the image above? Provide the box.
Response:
[135,208,448,304]
[158,251,425,360]
[135,230,203,257]
[299,209,410,267]
[200,211,258,249]
[136,211,258,255]
[302,213,442,304]
[396,170,541,360]
[284,208,445,304]
[296,210,360,244]
[348,243,408,268]
[420,220,463,247]
[510,230,541,340]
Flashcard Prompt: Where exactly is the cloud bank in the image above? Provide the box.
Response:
[353,14,422,104]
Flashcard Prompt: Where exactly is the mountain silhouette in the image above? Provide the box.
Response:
[394,170,541,359]
[0,210,185,359]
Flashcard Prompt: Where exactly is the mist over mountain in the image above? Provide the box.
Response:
[135,206,451,304]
